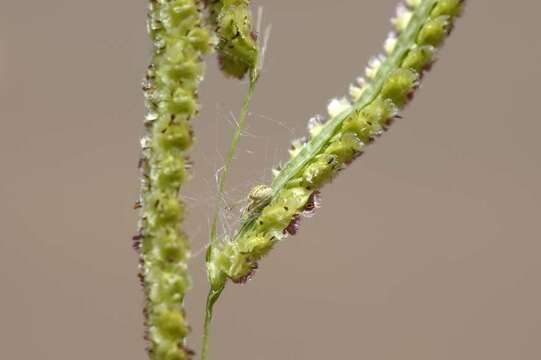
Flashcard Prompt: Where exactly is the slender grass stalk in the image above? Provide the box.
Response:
[135,1,211,359]
[209,69,259,248]
[200,285,225,360]
[200,3,260,358]
[206,0,465,301]
[202,51,259,360]
[201,68,258,360]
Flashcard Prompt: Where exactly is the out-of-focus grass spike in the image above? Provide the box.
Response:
[205,0,258,78]
[135,1,211,359]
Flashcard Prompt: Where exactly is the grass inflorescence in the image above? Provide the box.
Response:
[207,0,465,291]
[135,1,211,359]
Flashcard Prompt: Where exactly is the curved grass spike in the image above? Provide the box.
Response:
[204,0,258,78]
[207,0,465,290]
[135,1,211,359]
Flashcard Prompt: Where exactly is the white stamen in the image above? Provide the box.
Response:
[349,84,365,102]
[405,0,422,9]
[365,55,385,79]
[327,98,351,118]
[392,4,413,32]
[289,138,306,157]
[140,136,151,149]
[307,115,325,138]
[384,32,398,54]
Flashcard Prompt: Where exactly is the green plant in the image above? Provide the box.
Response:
[205,0,259,78]
[135,1,465,359]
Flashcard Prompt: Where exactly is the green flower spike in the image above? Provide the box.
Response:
[135,1,211,359]
[204,0,258,78]
[207,0,465,289]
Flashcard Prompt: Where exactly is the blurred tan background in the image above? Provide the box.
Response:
[1,1,540,359]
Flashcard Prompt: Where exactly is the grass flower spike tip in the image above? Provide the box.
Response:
[207,0,465,289]
[135,1,211,359]
[205,0,258,78]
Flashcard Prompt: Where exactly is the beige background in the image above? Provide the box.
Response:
[1,1,540,359]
